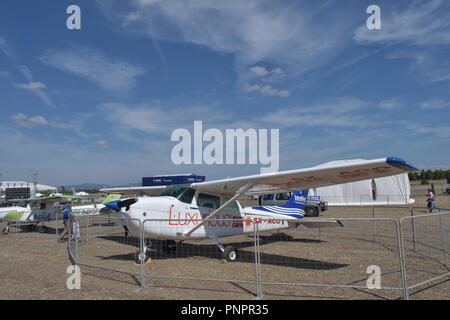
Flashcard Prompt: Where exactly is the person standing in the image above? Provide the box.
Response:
[58,202,71,243]
[426,188,435,213]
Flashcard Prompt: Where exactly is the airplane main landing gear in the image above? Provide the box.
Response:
[36,225,48,233]
[211,236,238,262]
[223,245,238,262]
[2,226,9,235]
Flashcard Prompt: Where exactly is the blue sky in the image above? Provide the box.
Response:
[0,0,449,186]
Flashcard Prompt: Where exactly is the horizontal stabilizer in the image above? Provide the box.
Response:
[300,219,344,229]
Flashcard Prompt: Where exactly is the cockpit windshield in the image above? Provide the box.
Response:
[158,184,196,204]
[159,184,190,198]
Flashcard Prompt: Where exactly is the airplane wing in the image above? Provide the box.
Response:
[99,186,166,197]
[190,157,418,197]
[10,195,85,202]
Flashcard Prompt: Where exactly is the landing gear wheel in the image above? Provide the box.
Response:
[305,206,318,217]
[37,225,48,233]
[134,250,150,264]
[223,246,238,262]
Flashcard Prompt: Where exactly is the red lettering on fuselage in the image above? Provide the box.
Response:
[168,207,198,226]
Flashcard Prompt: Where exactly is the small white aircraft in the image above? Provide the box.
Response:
[0,195,84,234]
[96,157,417,262]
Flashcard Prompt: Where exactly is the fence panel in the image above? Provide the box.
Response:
[141,218,261,298]
[256,218,406,299]
[399,212,449,299]
[68,215,143,288]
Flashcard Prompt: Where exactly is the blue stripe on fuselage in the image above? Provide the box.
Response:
[251,206,304,219]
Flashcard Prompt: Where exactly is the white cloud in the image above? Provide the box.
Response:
[49,121,75,129]
[243,84,260,92]
[101,102,231,136]
[12,113,73,129]
[39,45,147,92]
[260,85,289,97]
[121,11,142,26]
[258,97,370,129]
[14,65,55,108]
[243,83,289,98]
[379,98,403,110]
[97,140,109,149]
[14,81,46,91]
[248,65,286,84]
[250,66,269,77]
[0,36,11,56]
[408,125,450,138]
[100,1,358,79]
[419,99,450,110]
[386,50,450,85]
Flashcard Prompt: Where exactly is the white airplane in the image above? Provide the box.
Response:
[0,195,84,234]
[96,157,417,262]
[0,203,32,234]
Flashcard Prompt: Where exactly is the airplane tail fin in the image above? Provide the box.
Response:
[253,190,308,219]
[281,190,308,210]
[103,194,122,204]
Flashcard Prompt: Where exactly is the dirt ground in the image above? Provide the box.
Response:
[0,194,448,300]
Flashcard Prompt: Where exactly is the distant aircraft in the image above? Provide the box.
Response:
[0,195,84,234]
[96,157,417,262]
[100,185,166,197]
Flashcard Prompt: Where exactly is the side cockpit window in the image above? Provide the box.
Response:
[197,193,220,209]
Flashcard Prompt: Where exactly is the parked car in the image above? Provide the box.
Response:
[257,192,328,217]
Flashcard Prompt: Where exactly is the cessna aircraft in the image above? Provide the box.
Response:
[98,157,417,262]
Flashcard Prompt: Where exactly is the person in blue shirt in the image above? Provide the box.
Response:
[58,202,72,243]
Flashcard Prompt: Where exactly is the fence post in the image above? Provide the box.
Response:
[439,214,448,263]
[15,219,19,240]
[140,220,145,289]
[397,218,410,300]
[85,215,89,244]
[372,206,376,242]
[253,221,263,299]
[410,208,416,251]
[55,210,59,241]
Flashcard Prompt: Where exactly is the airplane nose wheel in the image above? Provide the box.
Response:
[134,240,152,264]
[134,249,150,264]
[223,246,238,262]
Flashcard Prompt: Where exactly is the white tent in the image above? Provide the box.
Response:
[308,165,414,206]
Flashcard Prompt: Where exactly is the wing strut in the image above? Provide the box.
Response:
[184,183,253,237]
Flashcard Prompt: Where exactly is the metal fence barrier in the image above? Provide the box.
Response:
[68,215,144,289]
[255,217,407,299]
[1,216,62,241]
[399,211,449,299]
[65,213,449,299]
